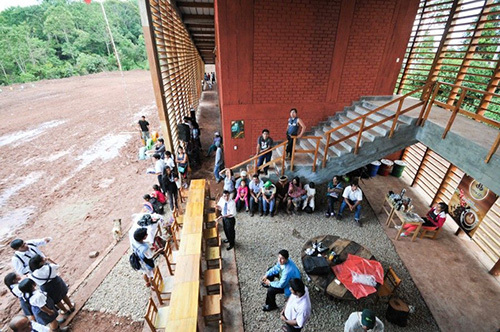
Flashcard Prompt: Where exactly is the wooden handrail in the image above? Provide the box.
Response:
[438,81,500,99]
[290,136,321,172]
[229,141,287,175]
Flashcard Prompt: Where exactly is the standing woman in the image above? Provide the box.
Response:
[176,146,189,180]
[18,278,68,332]
[162,166,179,211]
[28,255,75,316]
[285,109,306,159]
[4,272,34,321]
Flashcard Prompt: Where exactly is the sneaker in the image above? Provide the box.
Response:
[325,212,330,218]
[331,212,336,217]
[250,212,254,217]
[394,225,402,230]
[336,214,342,220]
[355,219,362,227]
[400,232,407,237]
[265,211,269,216]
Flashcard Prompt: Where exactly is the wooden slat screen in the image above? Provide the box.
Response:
[148,0,204,152]
[473,198,500,264]
[401,142,427,184]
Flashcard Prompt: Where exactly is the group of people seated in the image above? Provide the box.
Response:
[5,238,74,332]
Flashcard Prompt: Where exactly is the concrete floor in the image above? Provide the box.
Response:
[362,174,500,332]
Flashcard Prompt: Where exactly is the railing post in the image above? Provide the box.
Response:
[420,82,440,126]
[389,99,404,138]
[281,144,286,176]
[312,138,320,172]
[442,89,466,139]
[290,137,297,171]
[354,117,366,154]
[485,132,500,163]
[253,155,258,174]
[322,134,330,168]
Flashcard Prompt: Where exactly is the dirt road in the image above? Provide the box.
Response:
[0,70,159,326]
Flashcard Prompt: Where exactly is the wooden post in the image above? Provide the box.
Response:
[431,164,454,206]
[490,258,500,276]
[312,138,320,172]
[354,117,366,154]
[442,89,466,139]
[420,82,440,126]
[281,144,286,176]
[411,147,428,187]
[485,132,500,163]
[290,137,297,171]
[389,99,404,138]
[322,134,331,168]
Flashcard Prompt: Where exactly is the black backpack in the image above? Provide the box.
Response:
[137,214,155,226]
[150,197,164,215]
[303,256,331,275]
[129,251,142,270]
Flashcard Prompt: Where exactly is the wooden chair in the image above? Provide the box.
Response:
[206,237,222,269]
[420,226,442,239]
[203,221,219,248]
[170,217,181,249]
[202,284,223,326]
[205,212,218,229]
[377,267,401,300]
[151,267,174,305]
[161,241,177,275]
[204,268,222,295]
[144,297,170,331]
[173,208,184,228]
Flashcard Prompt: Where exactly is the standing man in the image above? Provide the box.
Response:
[280,278,311,332]
[338,180,363,227]
[261,249,301,311]
[214,141,224,183]
[285,109,306,159]
[10,238,52,275]
[261,180,276,217]
[256,129,274,175]
[153,153,165,191]
[138,116,150,145]
[344,309,384,332]
[216,190,237,250]
[248,174,264,217]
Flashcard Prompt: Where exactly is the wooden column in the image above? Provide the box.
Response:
[411,146,429,187]
[490,258,500,276]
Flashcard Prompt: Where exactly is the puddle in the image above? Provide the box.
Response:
[0,171,44,207]
[76,134,131,171]
[133,103,156,121]
[0,206,36,240]
[23,150,72,166]
[0,120,66,147]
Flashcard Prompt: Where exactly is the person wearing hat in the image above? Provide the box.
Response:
[207,131,222,157]
[275,175,289,214]
[10,238,52,276]
[344,309,384,331]
[235,170,249,189]
[261,249,301,312]
[280,278,311,332]
[261,180,277,217]
[256,129,274,175]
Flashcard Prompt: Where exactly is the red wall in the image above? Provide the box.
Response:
[215,0,420,166]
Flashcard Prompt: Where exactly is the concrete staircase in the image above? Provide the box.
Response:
[271,96,419,183]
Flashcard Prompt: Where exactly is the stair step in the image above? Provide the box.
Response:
[353,105,407,131]
[344,111,388,136]
[360,101,415,125]
[337,115,378,141]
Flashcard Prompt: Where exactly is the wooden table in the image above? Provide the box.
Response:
[301,235,376,300]
[381,196,396,226]
[391,209,424,241]
[164,179,205,332]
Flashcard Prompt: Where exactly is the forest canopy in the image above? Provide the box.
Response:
[0,0,147,85]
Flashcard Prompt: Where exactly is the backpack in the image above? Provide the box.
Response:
[129,251,142,270]
[303,256,331,275]
[137,214,155,226]
[150,197,164,215]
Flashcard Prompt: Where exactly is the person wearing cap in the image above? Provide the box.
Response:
[338,179,363,227]
[207,131,222,157]
[9,314,51,332]
[216,190,237,250]
[248,174,264,217]
[280,278,311,332]
[344,309,384,331]
[235,170,249,190]
[256,129,274,175]
[275,175,289,214]
[10,238,52,276]
[261,180,277,217]
[214,141,224,183]
[261,249,301,312]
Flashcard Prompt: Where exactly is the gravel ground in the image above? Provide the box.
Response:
[235,186,440,332]
[84,252,149,321]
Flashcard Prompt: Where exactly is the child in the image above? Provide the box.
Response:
[4,272,34,321]
[235,180,249,212]
[151,184,166,205]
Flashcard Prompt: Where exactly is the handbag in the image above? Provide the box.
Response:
[178,165,186,173]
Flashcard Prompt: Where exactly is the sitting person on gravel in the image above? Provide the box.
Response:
[344,308,384,332]
[302,182,316,213]
[151,184,166,205]
[275,175,289,214]
[280,278,311,332]
[9,314,51,332]
[287,177,306,215]
[261,249,301,312]
[248,174,264,217]
[338,179,363,227]
[235,180,249,212]
[235,170,249,190]
[261,181,276,217]
[4,272,35,321]
[142,194,155,214]
[10,238,52,276]
[28,255,75,317]
[18,279,69,332]
[326,175,343,218]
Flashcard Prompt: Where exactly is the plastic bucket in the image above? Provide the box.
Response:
[379,159,394,176]
[392,160,407,178]
[368,161,381,177]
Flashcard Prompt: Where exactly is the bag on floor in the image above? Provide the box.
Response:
[303,256,330,275]
[149,197,164,215]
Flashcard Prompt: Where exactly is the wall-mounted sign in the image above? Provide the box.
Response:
[449,174,498,237]
[231,120,245,139]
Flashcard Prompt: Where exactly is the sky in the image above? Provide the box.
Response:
[0,0,41,12]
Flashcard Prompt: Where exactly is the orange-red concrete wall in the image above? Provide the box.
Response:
[215,0,420,166]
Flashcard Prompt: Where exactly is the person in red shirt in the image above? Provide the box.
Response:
[401,202,448,237]
[151,185,166,204]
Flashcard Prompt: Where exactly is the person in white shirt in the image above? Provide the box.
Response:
[302,182,316,212]
[280,278,311,332]
[28,255,75,316]
[10,238,52,276]
[338,180,363,227]
[9,314,51,332]
[216,190,237,250]
[344,309,384,332]
[153,153,166,190]
[4,273,35,321]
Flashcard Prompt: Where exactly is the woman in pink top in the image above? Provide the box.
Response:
[235,180,249,212]
[401,202,448,237]
[287,177,306,215]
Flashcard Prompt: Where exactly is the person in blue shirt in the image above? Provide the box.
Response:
[285,109,306,159]
[261,249,301,311]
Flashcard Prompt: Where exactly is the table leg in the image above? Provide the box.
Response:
[412,224,422,242]
[395,224,404,241]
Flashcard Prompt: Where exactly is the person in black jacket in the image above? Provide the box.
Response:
[162,166,179,211]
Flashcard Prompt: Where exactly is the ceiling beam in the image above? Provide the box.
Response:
[177,1,214,8]
[182,14,214,24]
[186,24,214,29]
